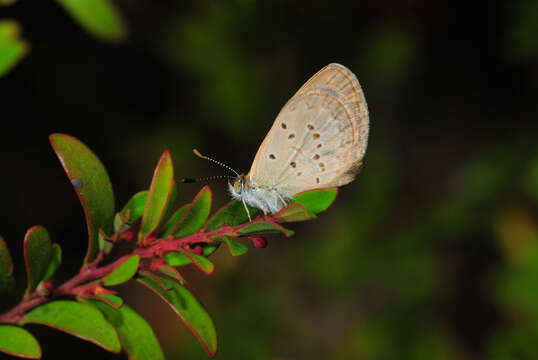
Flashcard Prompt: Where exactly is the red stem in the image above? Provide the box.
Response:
[0,219,265,324]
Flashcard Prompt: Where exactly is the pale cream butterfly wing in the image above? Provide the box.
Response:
[247,63,369,198]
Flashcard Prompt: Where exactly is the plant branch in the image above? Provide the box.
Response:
[0,216,270,324]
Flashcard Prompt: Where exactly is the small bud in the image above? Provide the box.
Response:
[94,285,116,296]
[150,258,165,271]
[123,230,135,241]
[44,281,54,293]
[192,245,203,255]
[249,236,267,248]
[144,234,157,246]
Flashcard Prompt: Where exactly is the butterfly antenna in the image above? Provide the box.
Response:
[192,149,240,177]
[181,175,234,183]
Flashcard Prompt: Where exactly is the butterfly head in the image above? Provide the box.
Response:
[229,174,248,199]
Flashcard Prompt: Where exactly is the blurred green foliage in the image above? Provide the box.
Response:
[55,0,127,43]
[0,20,27,77]
[1,0,538,359]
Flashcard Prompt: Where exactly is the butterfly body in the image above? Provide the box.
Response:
[229,63,369,219]
[229,174,289,214]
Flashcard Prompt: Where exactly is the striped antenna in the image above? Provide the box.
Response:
[181,175,235,183]
[192,149,240,177]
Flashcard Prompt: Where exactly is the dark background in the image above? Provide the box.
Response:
[1,0,538,359]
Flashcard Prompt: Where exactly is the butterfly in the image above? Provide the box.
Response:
[194,63,369,221]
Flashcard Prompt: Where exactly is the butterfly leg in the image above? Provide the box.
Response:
[241,198,252,222]
[274,191,288,210]
[249,197,270,219]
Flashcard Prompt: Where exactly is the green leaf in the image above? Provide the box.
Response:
[138,271,172,291]
[160,204,188,237]
[98,229,113,255]
[86,295,165,360]
[102,255,140,286]
[164,251,192,267]
[55,0,128,43]
[200,198,258,259]
[77,293,124,309]
[172,186,212,238]
[43,243,62,282]
[164,245,219,268]
[113,213,130,233]
[0,235,15,297]
[272,202,316,222]
[205,200,259,231]
[181,251,215,275]
[157,264,185,284]
[0,21,29,78]
[162,181,178,226]
[238,221,294,237]
[120,190,148,224]
[222,236,248,257]
[0,325,41,359]
[139,151,175,239]
[50,134,115,264]
[20,300,121,352]
[137,275,217,357]
[200,244,220,257]
[292,188,338,215]
[24,226,52,296]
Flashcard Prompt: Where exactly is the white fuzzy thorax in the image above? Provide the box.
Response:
[229,179,288,215]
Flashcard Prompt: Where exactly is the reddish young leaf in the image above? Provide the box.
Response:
[49,134,115,264]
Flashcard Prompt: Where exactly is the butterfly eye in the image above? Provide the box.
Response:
[233,181,242,193]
